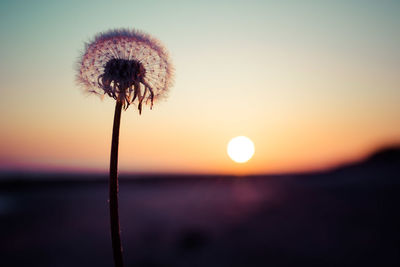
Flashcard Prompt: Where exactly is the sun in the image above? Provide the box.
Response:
[227,136,255,163]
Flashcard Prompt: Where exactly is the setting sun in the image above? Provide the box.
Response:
[227,136,255,163]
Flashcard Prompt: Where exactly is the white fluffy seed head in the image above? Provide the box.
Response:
[76,28,174,112]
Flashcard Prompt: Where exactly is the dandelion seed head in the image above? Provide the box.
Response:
[76,28,174,113]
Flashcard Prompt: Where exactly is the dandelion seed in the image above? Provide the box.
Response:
[77,28,174,113]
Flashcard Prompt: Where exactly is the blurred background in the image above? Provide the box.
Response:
[1,149,400,266]
[1,0,399,175]
[1,1,400,266]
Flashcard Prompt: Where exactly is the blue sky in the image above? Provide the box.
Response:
[1,0,399,174]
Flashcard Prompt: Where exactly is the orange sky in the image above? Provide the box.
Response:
[1,1,399,175]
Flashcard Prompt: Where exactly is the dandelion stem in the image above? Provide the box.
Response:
[109,99,124,267]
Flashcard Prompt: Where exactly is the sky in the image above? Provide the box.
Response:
[0,0,399,175]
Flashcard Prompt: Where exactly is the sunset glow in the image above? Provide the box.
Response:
[0,1,399,175]
[227,136,255,163]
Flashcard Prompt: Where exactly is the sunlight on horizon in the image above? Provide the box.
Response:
[227,136,255,163]
[0,1,400,175]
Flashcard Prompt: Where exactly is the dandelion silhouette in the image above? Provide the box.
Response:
[76,29,174,267]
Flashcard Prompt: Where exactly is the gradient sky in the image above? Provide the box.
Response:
[0,0,399,175]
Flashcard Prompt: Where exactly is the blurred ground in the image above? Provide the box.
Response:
[1,147,399,267]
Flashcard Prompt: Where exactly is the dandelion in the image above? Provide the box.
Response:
[76,28,174,267]
[77,28,174,113]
